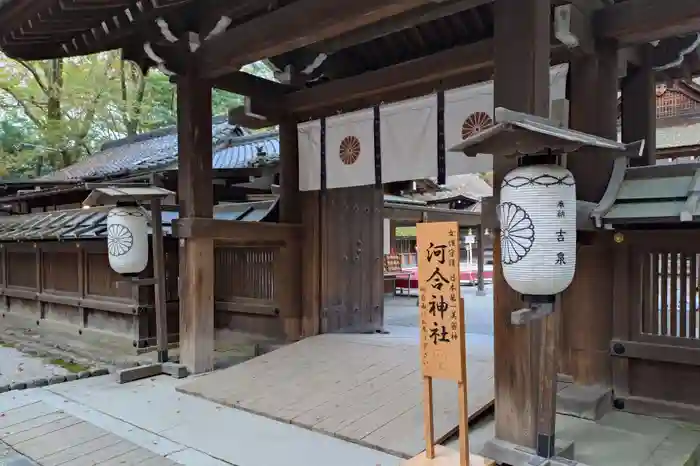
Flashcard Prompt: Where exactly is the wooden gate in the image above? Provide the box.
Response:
[612,231,700,422]
[320,186,384,333]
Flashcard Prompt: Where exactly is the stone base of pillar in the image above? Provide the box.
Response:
[481,438,577,466]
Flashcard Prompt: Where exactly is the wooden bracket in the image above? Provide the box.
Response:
[116,277,157,288]
[554,4,594,55]
[511,302,554,326]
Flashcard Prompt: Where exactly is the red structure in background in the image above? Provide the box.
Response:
[396,265,494,290]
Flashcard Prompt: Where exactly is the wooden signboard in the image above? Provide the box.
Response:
[413,221,478,466]
[417,221,465,381]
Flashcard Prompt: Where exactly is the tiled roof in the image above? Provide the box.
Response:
[615,118,700,152]
[411,174,492,203]
[596,162,700,226]
[44,117,280,181]
[655,119,700,149]
[0,200,278,241]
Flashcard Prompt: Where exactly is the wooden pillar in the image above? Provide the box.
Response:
[389,220,397,253]
[279,120,302,223]
[279,119,303,341]
[562,42,619,387]
[301,191,321,338]
[492,0,551,449]
[622,45,656,166]
[568,41,619,202]
[477,225,485,295]
[177,74,214,374]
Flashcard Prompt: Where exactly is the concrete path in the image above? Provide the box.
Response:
[0,374,402,466]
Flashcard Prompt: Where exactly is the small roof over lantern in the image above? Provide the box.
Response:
[449,107,644,159]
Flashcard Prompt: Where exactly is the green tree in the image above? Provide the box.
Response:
[0,53,117,175]
[0,51,271,178]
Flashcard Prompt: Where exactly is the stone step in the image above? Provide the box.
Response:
[556,383,612,421]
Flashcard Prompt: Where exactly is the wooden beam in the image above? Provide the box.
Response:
[287,39,490,114]
[0,0,59,41]
[278,121,301,224]
[595,0,700,45]
[279,119,302,341]
[300,192,321,338]
[554,4,594,55]
[563,33,618,399]
[282,40,568,119]
[621,45,656,167]
[312,0,493,54]
[384,204,481,226]
[657,145,700,159]
[210,72,292,99]
[227,106,275,129]
[169,68,291,101]
[174,218,301,244]
[491,0,552,454]
[197,0,439,78]
[177,74,215,375]
[298,67,497,121]
[568,41,619,203]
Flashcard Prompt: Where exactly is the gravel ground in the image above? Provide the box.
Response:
[0,346,68,386]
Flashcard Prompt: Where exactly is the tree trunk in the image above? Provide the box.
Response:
[45,59,63,171]
[121,59,147,136]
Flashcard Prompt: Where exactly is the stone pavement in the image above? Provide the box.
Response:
[0,400,178,465]
[0,374,402,466]
[384,285,495,337]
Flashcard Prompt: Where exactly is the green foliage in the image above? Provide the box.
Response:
[0,52,271,178]
[49,358,90,373]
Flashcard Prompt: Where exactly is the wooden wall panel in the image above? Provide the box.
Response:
[7,251,37,289]
[85,251,132,300]
[42,251,79,293]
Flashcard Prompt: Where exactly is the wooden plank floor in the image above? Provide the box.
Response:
[178,333,494,459]
[0,400,177,465]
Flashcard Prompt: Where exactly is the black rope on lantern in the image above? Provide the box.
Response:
[373,105,382,187]
[437,91,446,185]
[320,117,327,191]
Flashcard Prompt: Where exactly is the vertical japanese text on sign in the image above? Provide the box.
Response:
[417,222,465,382]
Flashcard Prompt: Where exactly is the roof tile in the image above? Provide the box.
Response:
[44,118,280,181]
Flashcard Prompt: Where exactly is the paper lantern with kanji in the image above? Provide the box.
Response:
[498,165,576,296]
[107,206,148,275]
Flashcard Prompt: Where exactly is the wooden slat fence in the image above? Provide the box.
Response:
[644,252,700,339]
[174,219,302,341]
[612,231,700,423]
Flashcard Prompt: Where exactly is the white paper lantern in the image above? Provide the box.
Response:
[107,206,148,275]
[498,164,576,296]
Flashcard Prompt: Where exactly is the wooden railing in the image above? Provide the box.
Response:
[643,252,700,339]
[612,231,700,422]
[175,218,302,341]
[215,246,277,316]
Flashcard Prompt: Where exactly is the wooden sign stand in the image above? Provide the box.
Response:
[403,222,494,466]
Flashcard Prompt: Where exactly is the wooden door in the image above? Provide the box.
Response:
[320,186,384,333]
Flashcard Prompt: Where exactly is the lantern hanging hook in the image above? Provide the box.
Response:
[510,295,556,326]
